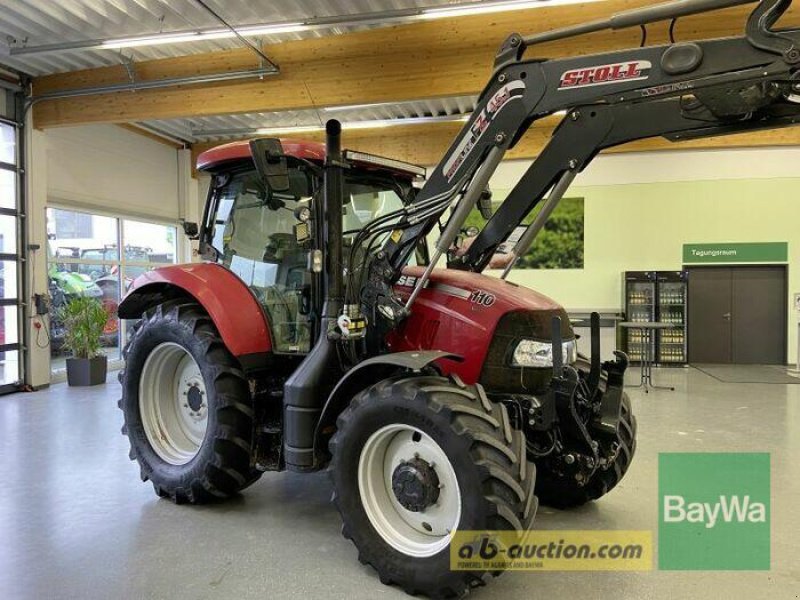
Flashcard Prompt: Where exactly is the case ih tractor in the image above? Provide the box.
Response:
[118,0,799,595]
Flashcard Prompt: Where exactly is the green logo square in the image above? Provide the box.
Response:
[658,453,770,570]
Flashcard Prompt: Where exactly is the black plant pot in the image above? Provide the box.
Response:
[66,356,108,387]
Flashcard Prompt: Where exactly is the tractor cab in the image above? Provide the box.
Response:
[194,139,426,354]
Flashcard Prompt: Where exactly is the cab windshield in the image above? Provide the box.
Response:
[204,164,411,353]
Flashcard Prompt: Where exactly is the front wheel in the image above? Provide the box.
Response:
[330,375,536,598]
[119,302,261,504]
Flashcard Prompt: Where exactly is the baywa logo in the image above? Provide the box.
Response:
[659,453,770,570]
[663,494,766,529]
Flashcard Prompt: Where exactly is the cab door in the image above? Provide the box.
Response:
[206,166,314,354]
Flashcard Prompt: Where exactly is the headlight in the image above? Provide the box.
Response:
[512,339,577,367]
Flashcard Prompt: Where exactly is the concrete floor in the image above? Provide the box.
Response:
[1,367,799,600]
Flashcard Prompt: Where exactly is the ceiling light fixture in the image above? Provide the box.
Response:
[322,101,409,113]
[203,109,567,139]
[419,0,598,19]
[254,116,459,136]
[194,114,469,139]
[100,23,308,50]
[82,0,597,52]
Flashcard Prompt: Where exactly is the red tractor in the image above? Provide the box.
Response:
[118,0,798,595]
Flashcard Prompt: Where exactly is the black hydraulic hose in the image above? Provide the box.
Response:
[610,0,757,29]
[523,0,758,46]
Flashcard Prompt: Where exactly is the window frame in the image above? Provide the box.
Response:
[0,117,22,393]
[45,204,181,372]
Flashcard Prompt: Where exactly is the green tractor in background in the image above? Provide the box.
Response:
[47,260,114,354]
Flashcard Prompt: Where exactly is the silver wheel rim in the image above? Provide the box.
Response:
[358,424,462,558]
[139,342,208,465]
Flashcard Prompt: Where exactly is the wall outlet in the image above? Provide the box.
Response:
[34,293,50,316]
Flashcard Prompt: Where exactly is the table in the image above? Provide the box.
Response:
[619,321,676,393]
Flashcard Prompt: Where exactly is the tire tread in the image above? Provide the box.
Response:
[330,375,538,599]
[118,302,261,504]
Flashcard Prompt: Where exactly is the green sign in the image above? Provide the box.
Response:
[659,453,770,570]
[683,242,787,263]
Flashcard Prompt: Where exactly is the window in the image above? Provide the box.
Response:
[0,122,14,165]
[0,169,15,210]
[0,121,20,390]
[210,168,312,353]
[122,219,178,285]
[54,210,93,239]
[342,176,406,234]
[45,208,178,372]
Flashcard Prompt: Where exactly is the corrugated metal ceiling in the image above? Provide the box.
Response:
[0,0,464,76]
[138,95,477,143]
[0,1,493,142]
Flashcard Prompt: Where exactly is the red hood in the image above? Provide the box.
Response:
[389,267,569,383]
[400,266,562,312]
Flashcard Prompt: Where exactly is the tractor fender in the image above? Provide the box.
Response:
[117,263,271,357]
[314,350,462,452]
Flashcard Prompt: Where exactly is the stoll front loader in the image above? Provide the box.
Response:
[118,0,800,595]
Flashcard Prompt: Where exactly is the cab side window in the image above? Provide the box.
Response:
[211,168,312,353]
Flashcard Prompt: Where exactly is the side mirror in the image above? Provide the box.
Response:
[250,138,290,192]
[478,188,493,220]
[181,221,199,240]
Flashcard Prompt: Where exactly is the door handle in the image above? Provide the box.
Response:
[722,312,731,320]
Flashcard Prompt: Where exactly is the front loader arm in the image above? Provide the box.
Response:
[361,0,800,322]
[464,55,800,269]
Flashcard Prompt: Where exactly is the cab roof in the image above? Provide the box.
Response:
[196,138,425,179]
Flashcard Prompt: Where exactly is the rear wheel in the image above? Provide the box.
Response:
[119,302,261,503]
[330,375,536,598]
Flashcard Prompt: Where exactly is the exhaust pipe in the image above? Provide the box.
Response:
[283,119,346,471]
[324,119,345,306]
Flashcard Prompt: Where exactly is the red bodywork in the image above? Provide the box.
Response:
[123,263,272,357]
[121,260,560,377]
[197,138,422,179]
[387,266,562,383]
[122,140,561,373]
[197,139,326,171]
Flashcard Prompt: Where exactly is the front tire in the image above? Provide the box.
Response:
[119,302,261,504]
[330,375,536,598]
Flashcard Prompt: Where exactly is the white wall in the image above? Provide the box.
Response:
[487,147,800,363]
[492,146,800,189]
[45,125,180,219]
[25,124,188,387]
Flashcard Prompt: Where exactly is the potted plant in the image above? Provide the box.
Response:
[59,295,109,386]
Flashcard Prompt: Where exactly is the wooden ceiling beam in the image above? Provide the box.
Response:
[33,0,799,128]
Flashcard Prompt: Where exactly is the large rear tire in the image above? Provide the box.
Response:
[119,302,261,504]
[330,375,537,598]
